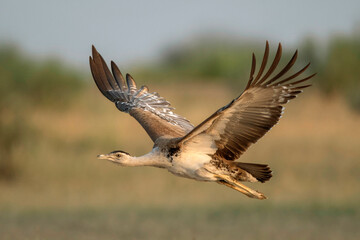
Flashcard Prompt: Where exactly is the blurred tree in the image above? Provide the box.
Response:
[0,44,85,181]
[321,33,360,110]
[137,33,360,111]
[0,45,85,108]
[135,36,262,88]
[161,39,256,82]
[299,37,323,74]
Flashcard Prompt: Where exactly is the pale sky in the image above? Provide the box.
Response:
[0,0,359,68]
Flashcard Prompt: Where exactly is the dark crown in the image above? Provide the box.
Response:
[110,150,130,155]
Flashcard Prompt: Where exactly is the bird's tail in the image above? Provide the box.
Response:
[234,162,272,183]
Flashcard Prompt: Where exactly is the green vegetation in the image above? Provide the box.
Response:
[320,36,360,110]
[0,45,84,108]
[136,30,360,111]
[0,45,84,181]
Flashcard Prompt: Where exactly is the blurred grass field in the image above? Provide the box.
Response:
[1,82,359,239]
[1,37,360,239]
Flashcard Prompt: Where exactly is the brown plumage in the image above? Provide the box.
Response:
[177,42,315,160]
[90,42,315,199]
[89,46,193,141]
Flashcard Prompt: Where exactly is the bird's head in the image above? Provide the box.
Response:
[97,150,131,165]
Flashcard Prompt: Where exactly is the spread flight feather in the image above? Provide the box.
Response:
[90,46,194,142]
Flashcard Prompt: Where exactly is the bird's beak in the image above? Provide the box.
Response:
[97,154,108,160]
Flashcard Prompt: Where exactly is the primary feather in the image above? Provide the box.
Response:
[178,41,315,161]
[90,46,194,141]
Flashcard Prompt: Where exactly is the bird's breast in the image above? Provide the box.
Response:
[167,151,217,181]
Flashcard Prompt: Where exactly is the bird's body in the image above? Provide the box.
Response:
[90,42,315,199]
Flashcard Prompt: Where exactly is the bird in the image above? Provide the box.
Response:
[89,41,315,199]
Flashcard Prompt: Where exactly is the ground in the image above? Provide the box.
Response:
[1,83,359,239]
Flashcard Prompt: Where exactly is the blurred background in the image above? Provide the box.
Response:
[1,0,359,239]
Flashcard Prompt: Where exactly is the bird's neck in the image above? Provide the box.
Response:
[125,149,171,168]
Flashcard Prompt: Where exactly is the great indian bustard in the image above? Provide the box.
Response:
[89,42,315,199]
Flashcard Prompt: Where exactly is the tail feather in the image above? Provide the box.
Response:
[235,162,272,183]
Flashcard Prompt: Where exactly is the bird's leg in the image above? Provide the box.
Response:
[217,181,257,198]
[217,176,267,200]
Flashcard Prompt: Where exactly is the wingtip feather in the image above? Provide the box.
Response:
[92,45,98,57]
[126,73,137,91]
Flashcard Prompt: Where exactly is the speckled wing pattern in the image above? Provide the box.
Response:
[178,41,316,161]
[89,46,194,142]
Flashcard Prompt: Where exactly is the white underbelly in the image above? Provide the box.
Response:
[167,152,217,181]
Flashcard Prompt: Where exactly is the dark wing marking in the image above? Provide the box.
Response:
[177,41,315,161]
[89,46,194,142]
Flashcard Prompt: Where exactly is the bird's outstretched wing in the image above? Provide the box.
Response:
[89,46,194,142]
[177,42,316,160]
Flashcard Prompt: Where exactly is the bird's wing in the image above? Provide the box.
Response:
[177,42,316,160]
[89,46,194,142]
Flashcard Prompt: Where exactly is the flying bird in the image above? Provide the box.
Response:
[89,42,315,199]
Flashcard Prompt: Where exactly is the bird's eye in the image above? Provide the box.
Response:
[116,153,122,158]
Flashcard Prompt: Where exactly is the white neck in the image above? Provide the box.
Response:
[123,148,171,168]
